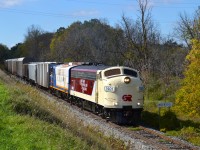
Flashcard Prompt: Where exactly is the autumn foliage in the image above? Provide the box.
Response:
[175,39,200,118]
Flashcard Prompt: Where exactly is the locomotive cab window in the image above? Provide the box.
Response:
[104,69,121,77]
[123,69,138,77]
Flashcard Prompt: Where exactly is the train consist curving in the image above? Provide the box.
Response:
[5,57,144,124]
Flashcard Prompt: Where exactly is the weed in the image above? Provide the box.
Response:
[128,127,141,131]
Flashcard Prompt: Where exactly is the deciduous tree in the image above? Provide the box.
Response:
[120,0,161,83]
[175,39,200,118]
[0,44,9,63]
[50,19,125,64]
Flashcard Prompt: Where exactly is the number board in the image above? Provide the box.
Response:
[104,86,115,92]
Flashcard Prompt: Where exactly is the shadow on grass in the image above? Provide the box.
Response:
[141,111,200,131]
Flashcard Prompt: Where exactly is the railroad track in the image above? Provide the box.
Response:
[126,126,199,150]
[7,74,200,150]
[101,119,199,150]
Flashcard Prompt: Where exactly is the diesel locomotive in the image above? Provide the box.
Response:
[5,57,144,124]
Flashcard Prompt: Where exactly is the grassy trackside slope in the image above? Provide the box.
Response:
[0,69,126,150]
[0,80,90,150]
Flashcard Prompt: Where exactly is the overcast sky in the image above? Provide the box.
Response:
[0,0,199,48]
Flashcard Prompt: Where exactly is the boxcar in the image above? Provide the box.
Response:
[36,62,56,88]
[23,64,29,79]
[16,57,33,78]
[28,63,39,84]
[6,59,15,73]
[11,59,17,75]
[7,59,12,73]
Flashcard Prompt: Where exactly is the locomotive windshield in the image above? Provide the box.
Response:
[123,69,138,77]
[104,69,121,77]
[104,68,138,78]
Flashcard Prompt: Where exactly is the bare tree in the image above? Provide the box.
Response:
[24,25,44,60]
[138,0,151,66]
[120,0,160,83]
[174,7,200,48]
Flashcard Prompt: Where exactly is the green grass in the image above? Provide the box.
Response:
[0,81,90,150]
[0,116,89,149]
[128,127,141,131]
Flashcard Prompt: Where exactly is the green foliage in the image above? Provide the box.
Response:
[145,78,164,101]
[175,39,200,118]
[49,19,125,64]
[167,127,200,146]
[128,127,141,131]
[145,76,179,103]
[9,43,25,58]
[15,25,54,61]
[0,44,9,63]
[180,127,200,146]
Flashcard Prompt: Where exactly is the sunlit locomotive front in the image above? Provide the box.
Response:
[70,65,144,124]
[96,66,144,124]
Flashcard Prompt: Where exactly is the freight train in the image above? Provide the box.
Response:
[4,57,144,124]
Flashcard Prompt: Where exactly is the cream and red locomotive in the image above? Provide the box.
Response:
[5,58,144,124]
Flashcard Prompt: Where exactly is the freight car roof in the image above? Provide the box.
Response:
[16,57,35,63]
[71,65,110,73]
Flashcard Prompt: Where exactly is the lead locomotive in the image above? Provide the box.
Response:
[5,58,144,124]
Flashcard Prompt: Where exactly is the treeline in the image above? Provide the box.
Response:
[0,0,199,117]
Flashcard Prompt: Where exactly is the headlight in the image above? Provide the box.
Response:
[113,102,118,106]
[124,77,131,84]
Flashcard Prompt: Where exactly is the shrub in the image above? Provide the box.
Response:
[180,127,200,146]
